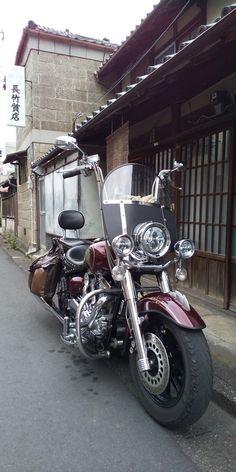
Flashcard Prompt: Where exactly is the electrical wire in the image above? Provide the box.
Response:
[95,0,191,105]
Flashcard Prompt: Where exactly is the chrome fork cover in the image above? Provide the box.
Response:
[138,332,170,395]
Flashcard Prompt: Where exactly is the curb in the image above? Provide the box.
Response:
[212,376,236,418]
[206,338,236,419]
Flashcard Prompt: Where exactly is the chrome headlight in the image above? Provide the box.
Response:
[174,239,195,259]
[112,234,134,257]
[134,222,171,258]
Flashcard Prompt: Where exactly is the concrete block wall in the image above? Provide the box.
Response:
[16,50,108,151]
[14,38,111,251]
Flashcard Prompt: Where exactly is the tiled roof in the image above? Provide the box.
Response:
[74,4,236,135]
[33,3,236,167]
[15,20,118,65]
[97,2,236,76]
[27,20,118,49]
[95,3,159,75]
[31,147,71,170]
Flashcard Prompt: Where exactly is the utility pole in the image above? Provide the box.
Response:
[0,29,5,167]
[0,28,5,88]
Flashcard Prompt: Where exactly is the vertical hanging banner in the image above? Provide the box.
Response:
[6,65,25,127]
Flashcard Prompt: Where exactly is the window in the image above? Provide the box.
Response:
[179,130,230,255]
[177,25,200,50]
[154,42,175,65]
[141,147,174,175]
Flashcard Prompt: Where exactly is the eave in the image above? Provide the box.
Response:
[31,147,75,170]
[74,8,236,142]
[3,150,27,164]
[96,0,193,81]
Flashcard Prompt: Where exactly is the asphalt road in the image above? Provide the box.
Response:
[0,244,235,472]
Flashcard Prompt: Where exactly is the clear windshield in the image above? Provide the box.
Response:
[101,163,177,246]
[103,164,155,204]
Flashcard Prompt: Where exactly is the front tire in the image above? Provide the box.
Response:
[129,315,213,429]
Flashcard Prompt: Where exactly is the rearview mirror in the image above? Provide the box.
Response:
[56,136,78,151]
[173,161,184,171]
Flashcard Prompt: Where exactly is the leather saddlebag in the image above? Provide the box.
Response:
[28,238,62,302]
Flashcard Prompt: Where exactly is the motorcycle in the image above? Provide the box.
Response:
[29,135,213,429]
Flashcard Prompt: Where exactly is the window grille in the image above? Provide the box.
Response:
[154,42,175,65]
[179,130,230,255]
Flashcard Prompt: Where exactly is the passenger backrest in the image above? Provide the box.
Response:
[58,210,85,230]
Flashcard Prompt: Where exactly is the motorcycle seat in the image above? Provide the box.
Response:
[60,238,93,250]
[64,244,89,274]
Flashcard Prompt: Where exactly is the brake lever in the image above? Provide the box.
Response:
[158,172,182,191]
[169,162,183,190]
[169,179,182,191]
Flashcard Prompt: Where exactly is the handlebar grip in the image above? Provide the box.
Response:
[62,167,82,179]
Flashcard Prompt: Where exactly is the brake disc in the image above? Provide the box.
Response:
[139,332,170,395]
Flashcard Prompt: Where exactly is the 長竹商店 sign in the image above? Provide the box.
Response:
[6,65,25,127]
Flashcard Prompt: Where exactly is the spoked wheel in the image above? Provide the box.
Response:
[129,315,213,429]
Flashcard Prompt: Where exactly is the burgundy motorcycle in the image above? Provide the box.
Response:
[29,136,213,429]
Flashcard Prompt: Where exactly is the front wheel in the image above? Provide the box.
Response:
[129,315,213,429]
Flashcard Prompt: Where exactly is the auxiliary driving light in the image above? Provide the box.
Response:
[174,239,195,259]
[112,234,134,257]
[176,267,188,281]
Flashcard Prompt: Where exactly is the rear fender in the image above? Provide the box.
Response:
[137,291,205,330]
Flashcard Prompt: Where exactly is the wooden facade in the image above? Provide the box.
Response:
[74,1,236,312]
[131,122,235,310]
[0,182,18,235]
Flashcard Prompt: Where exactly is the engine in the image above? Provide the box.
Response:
[80,293,114,347]
[61,272,116,349]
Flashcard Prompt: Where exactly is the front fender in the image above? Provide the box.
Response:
[137,291,205,330]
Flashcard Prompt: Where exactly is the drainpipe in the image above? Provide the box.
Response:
[26,173,40,256]
[35,172,40,252]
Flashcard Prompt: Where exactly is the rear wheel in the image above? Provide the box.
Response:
[129,315,213,429]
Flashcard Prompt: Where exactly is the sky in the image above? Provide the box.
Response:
[0,0,158,153]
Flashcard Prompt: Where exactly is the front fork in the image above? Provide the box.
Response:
[121,270,150,372]
[121,270,172,372]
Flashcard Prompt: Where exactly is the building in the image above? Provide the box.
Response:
[3,21,116,252]
[0,174,17,234]
[4,1,236,312]
[65,0,236,311]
